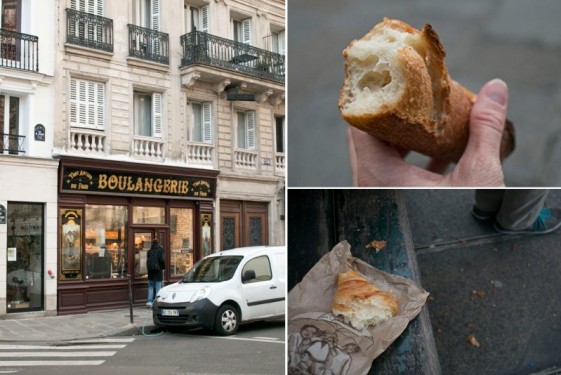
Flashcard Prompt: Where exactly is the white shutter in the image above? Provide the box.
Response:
[201,6,209,33]
[70,79,78,125]
[278,30,285,55]
[152,92,163,137]
[242,19,251,45]
[246,111,255,149]
[96,83,105,130]
[87,82,95,127]
[78,80,87,126]
[151,0,160,31]
[96,0,103,16]
[202,102,212,143]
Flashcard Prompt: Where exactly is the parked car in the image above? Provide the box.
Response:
[152,246,286,335]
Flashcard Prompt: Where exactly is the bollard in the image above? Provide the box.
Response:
[128,274,134,324]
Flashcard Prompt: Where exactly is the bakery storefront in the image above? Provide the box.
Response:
[57,157,218,315]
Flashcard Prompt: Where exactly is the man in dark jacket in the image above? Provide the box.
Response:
[147,238,165,307]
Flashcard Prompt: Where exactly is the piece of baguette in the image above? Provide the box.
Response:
[338,18,515,163]
[332,270,399,330]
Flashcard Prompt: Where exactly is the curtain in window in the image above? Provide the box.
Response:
[134,93,152,136]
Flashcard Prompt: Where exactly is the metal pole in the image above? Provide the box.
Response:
[128,274,134,324]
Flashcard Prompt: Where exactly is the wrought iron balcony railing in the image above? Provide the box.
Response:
[66,8,113,52]
[1,134,25,154]
[180,31,285,83]
[0,29,38,71]
[128,24,169,65]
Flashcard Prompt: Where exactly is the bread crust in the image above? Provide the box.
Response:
[339,18,515,162]
[332,270,399,328]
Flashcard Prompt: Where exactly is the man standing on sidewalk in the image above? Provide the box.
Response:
[146,239,165,307]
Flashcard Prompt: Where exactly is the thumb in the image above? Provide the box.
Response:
[463,79,508,160]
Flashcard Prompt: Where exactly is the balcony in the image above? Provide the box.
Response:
[0,29,38,72]
[180,31,284,84]
[128,24,169,65]
[234,149,258,169]
[69,129,106,155]
[1,134,25,155]
[132,136,164,161]
[186,142,214,167]
[66,9,113,53]
[275,153,286,174]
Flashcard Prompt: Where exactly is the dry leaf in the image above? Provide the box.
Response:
[470,290,486,300]
[467,334,480,348]
[365,240,386,253]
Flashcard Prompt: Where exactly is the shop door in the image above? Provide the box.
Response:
[6,202,44,313]
[133,229,167,281]
[220,201,268,250]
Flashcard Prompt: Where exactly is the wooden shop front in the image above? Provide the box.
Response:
[56,156,218,315]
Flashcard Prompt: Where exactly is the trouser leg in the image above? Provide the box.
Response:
[474,189,506,212]
[496,189,549,230]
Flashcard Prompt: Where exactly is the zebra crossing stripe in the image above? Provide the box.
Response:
[0,352,116,357]
[0,361,105,366]
[0,344,126,350]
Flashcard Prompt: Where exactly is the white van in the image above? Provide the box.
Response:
[152,246,286,335]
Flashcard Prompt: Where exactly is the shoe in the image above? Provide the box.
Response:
[471,206,496,221]
[146,302,152,307]
[494,208,561,235]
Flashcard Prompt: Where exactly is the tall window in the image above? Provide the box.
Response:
[133,0,160,30]
[270,30,285,55]
[170,208,194,276]
[236,110,256,150]
[275,116,285,153]
[1,0,20,31]
[190,5,208,32]
[69,0,105,45]
[0,94,20,154]
[190,102,212,143]
[134,91,162,137]
[70,0,103,15]
[70,78,105,130]
[233,18,251,44]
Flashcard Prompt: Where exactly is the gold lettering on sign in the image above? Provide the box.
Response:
[98,174,108,189]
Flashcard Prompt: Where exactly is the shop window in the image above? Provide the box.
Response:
[84,205,128,280]
[133,206,165,224]
[275,116,285,153]
[236,110,256,150]
[7,202,44,312]
[0,94,22,155]
[190,101,212,143]
[241,256,272,284]
[170,208,194,276]
[134,91,162,138]
[70,78,105,130]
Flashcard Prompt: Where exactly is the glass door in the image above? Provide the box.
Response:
[6,202,44,312]
[133,229,167,280]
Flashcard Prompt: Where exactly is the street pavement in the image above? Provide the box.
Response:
[0,306,151,342]
[404,189,561,374]
[288,0,561,187]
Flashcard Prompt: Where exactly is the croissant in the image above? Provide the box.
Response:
[332,270,399,330]
[338,18,515,163]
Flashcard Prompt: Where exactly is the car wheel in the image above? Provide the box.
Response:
[215,304,239,336]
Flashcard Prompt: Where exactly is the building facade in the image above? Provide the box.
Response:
[0,0,57,317]
[50,0,285,314]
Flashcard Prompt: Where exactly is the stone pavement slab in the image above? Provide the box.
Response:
[0,307,153,342]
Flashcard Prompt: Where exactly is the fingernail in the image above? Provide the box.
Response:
[484,79,508,106]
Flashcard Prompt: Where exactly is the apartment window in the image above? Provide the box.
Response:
[190,102,212,143]
[70,78,105,130]
[275,116,285,153]
[133,0,160,30]
[134,91,162,137]
[0,94,21,154]
[236,110,256,150]
[233,18,251,45]
[70,0,103,15]
[270,30,285,55]
[1,0,20,32]
[190,5,208,32]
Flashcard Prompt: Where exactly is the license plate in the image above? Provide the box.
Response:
[162,309,179,316]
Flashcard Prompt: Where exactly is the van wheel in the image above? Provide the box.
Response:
[215,305,239,336]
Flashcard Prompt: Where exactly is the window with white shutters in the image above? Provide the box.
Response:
[236,110,256,150]
[133,0,159,30]
[70,78,105,130]
[233,17,252,45]
[70,0,104,42]
[134,91,163,138]
[152,92,162,137]
[191,102,212,143]
[70,0,104,15]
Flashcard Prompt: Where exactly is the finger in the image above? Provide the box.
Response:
[346,127,359,186]
[463,79,508,160]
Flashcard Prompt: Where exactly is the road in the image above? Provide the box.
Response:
[0,320,285,374]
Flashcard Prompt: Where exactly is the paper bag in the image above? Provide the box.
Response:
[288,241,429,375]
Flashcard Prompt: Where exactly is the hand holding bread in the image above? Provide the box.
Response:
[339,18,515,163]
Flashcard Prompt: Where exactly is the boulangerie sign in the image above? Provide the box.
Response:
[288,241,429,375]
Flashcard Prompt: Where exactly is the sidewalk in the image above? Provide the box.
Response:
[0,306,154,342]
[404,190,561,375]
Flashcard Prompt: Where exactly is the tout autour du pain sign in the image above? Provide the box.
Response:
[61,167,215,199]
